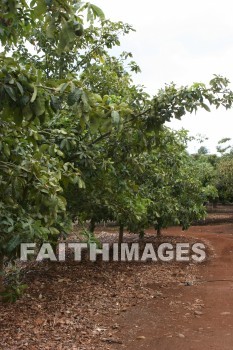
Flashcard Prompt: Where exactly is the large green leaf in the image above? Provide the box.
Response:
[30,97,46,117]
[90,4,105,21]
[4,86,17,102]
[67,89,82,106]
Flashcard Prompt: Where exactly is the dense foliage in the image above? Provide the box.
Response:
[1,0,233,292]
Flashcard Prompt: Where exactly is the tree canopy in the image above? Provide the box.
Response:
[1,0,233,293]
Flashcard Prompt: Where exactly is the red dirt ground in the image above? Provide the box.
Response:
[112,224,233,350]
[1,209,233,349]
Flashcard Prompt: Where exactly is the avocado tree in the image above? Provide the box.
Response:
[131,129,206,236]
[0,0,113,290]
[216,154,233,203]
[192,151,219,206]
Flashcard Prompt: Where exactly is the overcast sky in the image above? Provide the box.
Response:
[92,0,233,153]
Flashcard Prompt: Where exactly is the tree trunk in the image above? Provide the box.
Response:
[89,218,96,233]
[118,224,124,245]
[0,254,4,294]
[155,219,162,238]
[59,53,65,79]
[157,226,162,237]
[139,230,145,241]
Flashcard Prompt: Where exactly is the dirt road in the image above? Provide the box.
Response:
[113,224,233,350]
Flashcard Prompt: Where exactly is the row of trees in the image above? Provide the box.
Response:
[194,141,233,204]
[1,0,233,291]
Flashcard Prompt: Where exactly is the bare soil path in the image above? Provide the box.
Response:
[113,224,233,350]
[1,218,233,349]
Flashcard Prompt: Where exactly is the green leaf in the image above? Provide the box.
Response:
[30,85,38,103]
[16,81,24,95]
[50,96,61,112]
[6,235,21,253]
[30,97,46,117]
[67,89,82,106]
[22,104,33,121]
[90,4,105,21]
[57,196,67,211]
[3,143,11,157]
[81,92,90,113]
[49,227,60,235]
[56,82,69,94]
[46,16,56,39]
[4,86,17,102]
[202,103,211,112]
[19,95,30,106]
[33,0,47,17]
[39,144,49,152]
